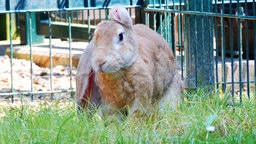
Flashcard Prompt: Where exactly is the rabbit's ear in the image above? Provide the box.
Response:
[76,43,101,111]
[110,5,132,27]
[80,70,101,111]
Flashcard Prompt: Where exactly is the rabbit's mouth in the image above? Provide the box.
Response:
[95,61,122,74]
[97,59,136,74]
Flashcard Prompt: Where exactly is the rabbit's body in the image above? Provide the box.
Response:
[76,6,183,117]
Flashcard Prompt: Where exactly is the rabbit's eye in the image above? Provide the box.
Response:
[118,32,124,42]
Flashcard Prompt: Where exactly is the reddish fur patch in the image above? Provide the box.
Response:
[81,70,95,108]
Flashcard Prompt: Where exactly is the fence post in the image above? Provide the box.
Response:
[184,0,214,89]
[20,13,44,45]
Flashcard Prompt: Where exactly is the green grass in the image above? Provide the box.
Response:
[0,90,255,144]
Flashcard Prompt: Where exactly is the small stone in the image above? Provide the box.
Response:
[39,71,48,76]
[1,77,9,83]
[206,126,215,132]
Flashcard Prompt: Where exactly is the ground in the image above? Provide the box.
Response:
[0,55,76,105]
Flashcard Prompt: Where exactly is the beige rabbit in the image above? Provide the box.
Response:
[76,5,183,117]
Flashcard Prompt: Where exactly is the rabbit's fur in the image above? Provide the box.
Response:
[76,5,183,117]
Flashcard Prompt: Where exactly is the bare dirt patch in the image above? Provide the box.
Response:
[0,55,76,105]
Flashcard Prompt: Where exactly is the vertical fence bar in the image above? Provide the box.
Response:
[76,11,79,24]
[172,0,175,10]
[159,1,163,36]
[164,0,169,43]
[221,1,226,93]
[237,6,243,103]
[129,8,132,17]
[181,0,186,80]
[253,0,256,95]
[105,9,109,20]
[82,10,85,25]
[169,11,174,56]
[164,4,168,41]
[71,11,74,23]
[145,11,149,27]
[159,12,163,36]
[87,10,91,41]
[9,13,14,103]
[178,0,184,78]
[53,12,57,21]
[153,14,156,31]
[68,11,74,97]
[99,9,102,22]
[93,9,96,25]
[60,11,63,22]
[48,12,53,100]
[152,0,156,31]
[245,20,250,100]
[245,0,251,101]
[66,11,69,22]
[184,0,190,87]
[244,0,250,100]
[213,0,219,90]
[229,0,235,100]
[166,7,170,45]
[28,12,34,101]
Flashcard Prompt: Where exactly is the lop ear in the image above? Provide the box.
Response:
[110,5,132,27]
[76,42,101,112]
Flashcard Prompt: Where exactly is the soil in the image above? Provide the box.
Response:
[0,55,77,104]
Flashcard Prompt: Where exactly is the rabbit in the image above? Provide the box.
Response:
[76,5,183,117]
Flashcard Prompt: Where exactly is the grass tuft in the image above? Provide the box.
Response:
[0,90,255,143]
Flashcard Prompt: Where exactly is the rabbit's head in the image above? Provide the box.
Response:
[91,5,138,73]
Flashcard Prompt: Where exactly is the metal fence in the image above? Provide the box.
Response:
[145,0,255,103]
[0,0,255,104]
[0,0,143,103]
